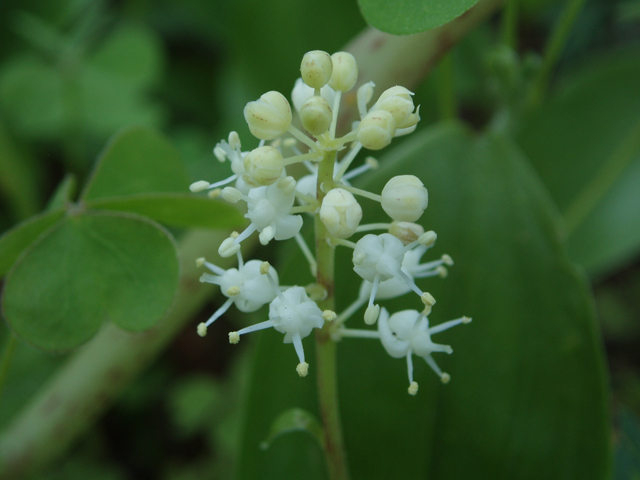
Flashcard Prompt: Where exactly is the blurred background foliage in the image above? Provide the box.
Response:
[1,0,640,478]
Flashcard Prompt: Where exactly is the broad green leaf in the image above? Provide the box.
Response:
[2,211,179,350]
[517,51,640,276]
[0,208,66,278]
[81,126,191,201]
[260,408,324,451]
[85,193,244,229]
[237,123,609,479]
[358,0,479,35]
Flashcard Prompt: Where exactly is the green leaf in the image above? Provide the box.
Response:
[358,0,479,35]
[46,174,77,211]
[517,51,640,276]
[85,193,244,229]
[0,208,66,278]
[81,126,191,201]
[260,408,324,451]
[2,211,179,350]
[236,123,609,479]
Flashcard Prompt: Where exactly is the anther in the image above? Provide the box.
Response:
[296,362,310,377]
[408,381,419,396]
[229,332,240,344]
[190,180,210,192]
[197,323,207,337]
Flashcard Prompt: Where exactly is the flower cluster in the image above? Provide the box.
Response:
[190,50,470,392]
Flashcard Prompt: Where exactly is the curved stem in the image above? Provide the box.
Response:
[315,149,350,480]
[527,0,587,107]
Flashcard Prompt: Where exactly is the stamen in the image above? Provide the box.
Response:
[200,273,222,285]
[287,125,317,150]
[340,185,382,203]
[234,224,258,245]
[424,354,449,383]
[428,316,472,335]
[208,173,239,189]
[292,332,305,364]
[203,260,226,276]
[334,294,367,327]
[408,381,419,396]
[341,155,377,181]
[355,222,391,233]
[204,297,234,327]
[236,319,275,336]
[329,91,342,138]
[398,269,423,296]
[294,233,317,277]
[190,180,210,192]
[337,328,381,339]
[333,142,363,181]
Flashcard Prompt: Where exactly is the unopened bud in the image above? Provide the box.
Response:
[357,110,396,150]
[319,188,363,239]
[300,95,333,135]
[244,91,292,140]
[374,86,419,128]
[389,221,424,245]
[329,51,358,92]
[301,50,333,89]
[381,175,428,222]
[243,146,284,186]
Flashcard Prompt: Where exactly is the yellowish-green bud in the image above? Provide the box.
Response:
[329,52,358,92]
[381,175,428,222]
[244,91,292,140]
[357,110,396,150]
[300,95,333,135]
[374,86,417,128]
[301,50,333,89]
[319,188,363,239]
[243,146,284,186]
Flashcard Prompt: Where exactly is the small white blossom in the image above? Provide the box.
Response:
[381,175,429,222]
[378,308,471,394]
[228,266,326,376]
[196,254,279,336]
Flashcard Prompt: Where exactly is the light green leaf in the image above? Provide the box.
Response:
[358,0,479,35]
[2,211,179,350]
[260,408,324,451]
[0,208,66,278]
[236,123,609,479]
[85,193,244,229]
[517,51,640,276]
[81,126,191,201]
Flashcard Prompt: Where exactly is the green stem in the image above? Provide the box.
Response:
[436,53,457,121]
[315,150,350,480]
[0,334,18,409]
[563,117,640,235]
[502,0,519,50]
[527,0,587,107]
[0,229,246,480]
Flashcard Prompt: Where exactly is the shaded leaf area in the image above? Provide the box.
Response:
[615,408,640,480]
[2,211,179,351]
[357,0,479,35]
[517,51,640,276]
[82,126,191,201]
[260,408,324,451]
[237,123,609,479]
[0,207,65,277]
[0,22,164,141]
[85,194,244,230]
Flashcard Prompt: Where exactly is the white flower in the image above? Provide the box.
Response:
[352,233,439,324]
[381,175,428,222]
[228,266,327,377]
[189,132,249,194]
[378,308,471,394]
[196,255,279,336]
[219,177,303,256]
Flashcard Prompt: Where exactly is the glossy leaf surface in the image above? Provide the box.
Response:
[358,0,479,35]
[236,123,609,479]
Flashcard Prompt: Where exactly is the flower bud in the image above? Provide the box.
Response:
[244,91,292,140]
[381,175,428,222]
[300,95,333,135]
[319,188,363,238]
[243,146,284,186]
[300,50,333,89]
[374,86,418,128]
[389,221,425,245]
[329,52,358,92]
[357,110,396,150]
